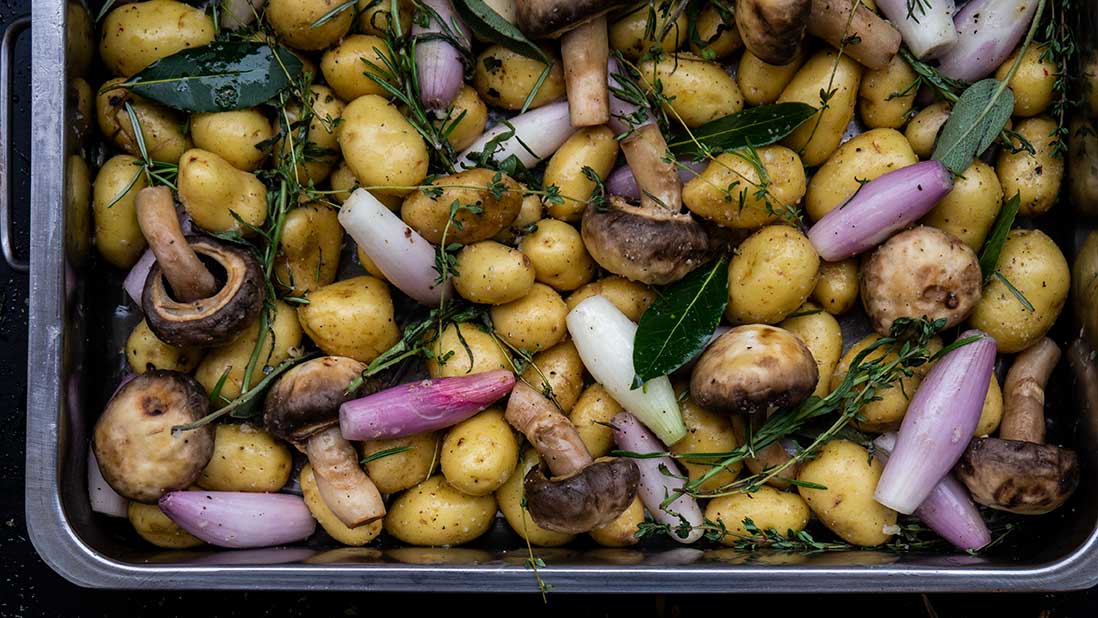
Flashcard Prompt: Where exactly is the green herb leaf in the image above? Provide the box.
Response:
[310,0,358,29]
[978,192,1021,282]
[450,0,548,63]
[361,445,414,465]
[931,79,1015,175]
[632,256,729,383]
[124,41,305,113]
[666,103,817,158]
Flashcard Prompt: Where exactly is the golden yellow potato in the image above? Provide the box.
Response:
[191,110,274,172]
[197,424,293,492]
[427,322,513,377]
[267,0,354,51]
[385,475,498,546]
[66,2,95,78]
[489,283,569,352]
[995,44,1057,117]
[997,116,1064,216]
[521,340,584,413]
[339,94,427,195]
[565,276,656,322]
[453,240,536,305]
[66,155,93,263]
[780,304,843,398]
[905,101,951,159]
[922,161,1003,251]
[1074,231,1098,347]
[590,497,644,547]
[518,219,597,291]
[689,5,741,59]
[322,35,394,101]
[99,0,214,77]
[402,168,523,243]
[727,226,820,324]
[128,501,205,549]
[833,334,921,432]
[71,77,95,142]
[474,45,565,110]
[858,55,917,129]
[705,486,810,546]
[274,204,344,296]
[440,407,519,496]
[298,276,399,363]
[92,154,147,269]
[96,78,192,164]
[436,85,489,152]
[639,52,744,127]
[543,126,619,221]
[811,259,859,315]
[357,0,413,35]
[975,375,1003,437]
[493,194,544,244]
[569,384,624,458]
[276,85,345,185]
[177,148,268,234]
[329,161,361,204]
[738,48,806,106]
[805,128,918,221]
[779,50,863,166]
[797,440,897,546]
[301,465,383,546]
[969,229,1070,353]
[497,449,575,546]
[671,394,741,492]
[362,432,440,494]
[683,145,806,228]
[610,2,688,60]
[126,319,203,375]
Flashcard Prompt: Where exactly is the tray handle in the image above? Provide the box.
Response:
[0,16,29,273]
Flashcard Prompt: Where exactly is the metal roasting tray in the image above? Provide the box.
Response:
[21,0,1098,592]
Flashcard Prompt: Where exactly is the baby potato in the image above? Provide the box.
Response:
[1068,117,1098,217]
[197,424,293,492]
[66,2,95,78]
[440,407,519,496]
[689,5,741,59]
[178,148,268,234]
[298,276,399,364]
[521,340,584,413]
[362,432,440,494]
[975,375,1003,437]
[683,145,806,229]
[494,195,544,244]
[610,2,688,60]
[638,53,744,127]
[590,496,644,547]
[705,486,810,546]
[969,229,1070,353]
[738,48,806,106]
[267,0,354,51]
[727,226,820,324]
[995,44,1057,117]
[780,304,843,398]
[96,78,193,164]
[99,0,214,77]
[402,168,523,243]
[339,94,427,195]
[453,240,535,305]
[670,393,741,492]
[566,276,657,322]
[543,127,619,221]
[322,35,394,101]
[274,204,344,296]
[126,319,203,375]
[474,45,565,110]
[92,154,147,269]
[196,300,303,403]
[905,102,951,159]
[436,85,489,152]
[833,334,921,432]
[922,161,1003,251]
[70,78,95,142]
[997,116,1064,216]
[569,384,624,458]
[779,50,863,166]
[385,475,498,546]
[805,128,918,221]
[497,449,575,546]
[128,501,205,549]
[858,55,917,129]
[329,162,361,204]
[797,439,897,546]
[277,85,345,185]
[489,283,569,352]
[427,322,513,378]
[518,219,597,291]
[191,109,275,172]
[67,155,93,263]
[357,0,413,36]
[811,259,859,315]
[301,465,383,546]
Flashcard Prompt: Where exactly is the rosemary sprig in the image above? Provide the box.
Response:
[1042,0,1075,157]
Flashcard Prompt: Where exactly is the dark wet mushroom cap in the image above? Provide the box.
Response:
[515,0,625,39]
[956,437,1080,515]
[735,0,811,65]
[263,356,373,442]
[523,457,640,533]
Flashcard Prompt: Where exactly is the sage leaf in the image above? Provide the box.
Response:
[667,103,817,158]
[633,256,729,383]
[451,0,548,63]
[124,41,304,113]
[978,192,1021,282]
[931,79,1015,175]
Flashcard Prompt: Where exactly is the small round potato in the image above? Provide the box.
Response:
[177,148,268,234]
[489,283,569,352]
[128,501,205,549]
[267,0,354,51]
[191,110,275,172]
[497,449,575,547]
[298,276,399,364]
[427,322,513,378]
[904,102,951,159]
[494,195,544,244]
[922,161,1003,251]
[610,2,688,60]
[975,375,1003,438]
[689,5,741,59]
[727,226,820,324]
[329,162,361,205]
[362,432,440,494]
[301,465,383,546]
[277,84,345,185]
[196,424,293,492]
[474,45,565,110]
[705,486,810,546]
[738,48,806,106]
[521,340,585,413]
[566,276,657,322]
[995,44,1057,117]
[832,334,921,432]
[96,78,193,164]
[93,154,147,269]
[543,127,619,221]
[780,304,843,398]
[385,475,498,546]
[589,496,644,547]
[639,53,744,127]
[402,168,523,243]
[454,240,536,305]
[357,0,413,36]
[519,219,597,291]
[321,35,394,101]
[670,393,741,492]
[339,94,428,196]
[569,384,624,458]
[857,55,917,129]
[436,85,489,152]
[127,319,203,375]
[99,0,215,77]
[683,146,807,229]
[805,128,918,221]
[440,407,519,496]
[997,116,1064,216]
[797,439,897,546]
[779,50,863,166]
[274,203,344,296]
[811,259,859,315]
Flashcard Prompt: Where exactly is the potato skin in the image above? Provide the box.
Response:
[497,450,575,546]
[997,116,1064,216]
[321,35,394,101]
[191,110,275,172]
[779,50,863,166]
[178,148,268,234]
[339,94,428,196]
[690,5,742,59]
[357,0,413,36]
[811,259,858,315]
[805,128,917,221]
[298,276,400,364]
[385,475,498,546]
[590,496,644,547]
[832,334,923,432]
[67,155,93,263]
[543,127,619,221]
[670,393,741,492]
[99,0,214,77]
[569,384,624,458]
[278,85,345,185]
[994,44,1057,117]
[427,323,513,378]
[780,303,843,398]
[274,204,344,296]
[566,276,657,322]
[96,78,193,164]
[362,432,440,494]
[127,319,203,375]
[489,283,569,352]
[267,0,354,51]
[93,154,147,268]
[521,340,584,413]
[301,465,383,546]
[609,3,688,59]
[904,102,951,159]
[494,194,544,244]
[440,407,519,496]
[519,219,597,291]
[129,501,205,549]
[738,48,806,106]
[639,53,744,128]
[727,225,820,324]
[438,85,489,152]
[402,169,523,244]
[922,161,1003,251]
[797,440,897,546]
[474,45,565,110]
[196,424,293,492]
[858,55,917,129]
[705,486,810,546]
[683,146,806,229]
[975,375,1003,438]
[453,240,536,305]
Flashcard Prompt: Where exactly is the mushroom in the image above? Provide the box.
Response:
[93,370,215,503]
[805,0,902,70]
[861,226,982,336]
[264,356,387,527]
[956,338,1081,515]
[515,0,625,126]
[136,187,265,348]
[504,381,639,533]
[735,0,811,66]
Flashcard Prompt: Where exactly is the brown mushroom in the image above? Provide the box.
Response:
[137,187,264,348]
[805,0,902,70]
[735,0,811,66]
[93,371,214,503]
[956,338,1080,515]
[264,356,387,527]
[504,381,639,533]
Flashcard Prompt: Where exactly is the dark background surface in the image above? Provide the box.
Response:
[2,2,1098,617]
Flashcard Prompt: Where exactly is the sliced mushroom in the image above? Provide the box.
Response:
[735,0,811,66]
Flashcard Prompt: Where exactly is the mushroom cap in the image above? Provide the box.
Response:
[956,437,1080,515]
[263,356,371,442]
[143,236,265,348]
[515,0,625,39]
[523,457,640,533]
[92,371,214,503]
[690,324,818,414]
[581,196,713,285]
[735,0,811,66]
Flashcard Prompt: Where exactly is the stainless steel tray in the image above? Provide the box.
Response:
[22,0,1098,592]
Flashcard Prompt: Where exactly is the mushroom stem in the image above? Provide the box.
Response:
[805,0,901,70]
[561,16,610,127]
[731,414,796,489]
[620,124,682,211]
[1000,337,1060,444]
[136,187,218,303]
[304,426,386,527]
[505,381,593,478]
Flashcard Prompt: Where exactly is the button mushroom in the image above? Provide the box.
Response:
[735,0,811,66]
[136,187,265,348]
[505,382,639,533]
[93,370,215,503]
[264,356,387,527]
[956,338,1081,515]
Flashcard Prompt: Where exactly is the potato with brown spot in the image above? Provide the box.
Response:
[402,169,523,244]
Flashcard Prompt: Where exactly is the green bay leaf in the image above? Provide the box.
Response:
[450,0,547,63]
[931,78,1015,175]
[667,102,817,158]
[978,191,1021,282]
